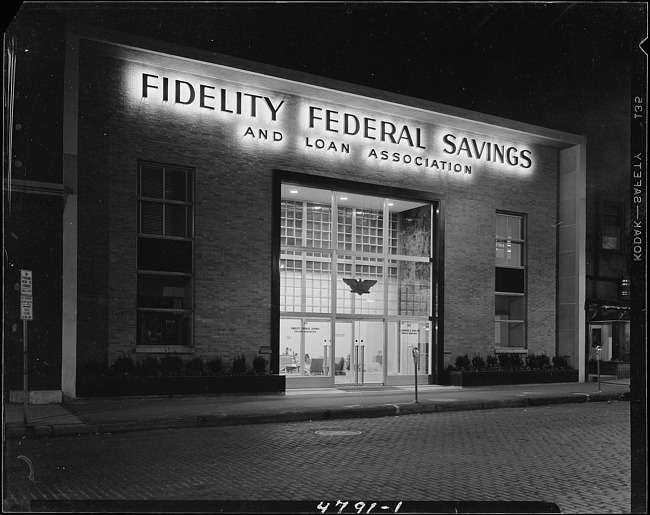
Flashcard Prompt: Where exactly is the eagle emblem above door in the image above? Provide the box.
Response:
[343,278,377,295]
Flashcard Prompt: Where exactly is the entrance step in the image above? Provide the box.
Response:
[336,384,399,391]
[588,374,618,382]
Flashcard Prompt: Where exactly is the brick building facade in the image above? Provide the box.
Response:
[7,24,588,400]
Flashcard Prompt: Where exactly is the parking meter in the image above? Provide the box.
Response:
[412,347,420,403]
[412,347,420,366]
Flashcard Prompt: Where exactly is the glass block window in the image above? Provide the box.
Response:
[351,257,384,315]
[336,257,354,314]
[281,187,431,320]
[337,207,354,252]
[306,203,331,249]
[355,208,383,254]
[280,257,303,312]
[397,261,431,316]
[387,263,400,315]
[305,256,332,313]
[388,216,399,255]
[281,201,303,247]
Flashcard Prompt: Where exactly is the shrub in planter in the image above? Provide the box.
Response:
[553,355,570,369]
[159,355,183,376]
[498,353,524,370]
[136,356,160,377]
[253,355,268,375]
[486,354,499,370]
[449,367,578,386]
[206,357,224,376]
[446,350,578,386]
[526,353,552,370]
[471,354,486,372]
[112,355,136,377]
[455,354,471,371]
[231,353,247,375]
[185,357,205,376]
[76,352,286,397]
[539,354,552,369]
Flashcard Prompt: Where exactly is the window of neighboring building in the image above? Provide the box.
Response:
[601,202,623,251]
[495,212,526,348]
[137,162,194,346]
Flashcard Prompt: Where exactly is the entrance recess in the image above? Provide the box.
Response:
[278,180,438,387]
[334,319,384,385]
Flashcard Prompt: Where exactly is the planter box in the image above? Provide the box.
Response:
[77,375,286,397]
[588,361,630,378]
[447,369,578,387]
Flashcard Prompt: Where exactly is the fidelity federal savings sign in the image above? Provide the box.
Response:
[141,73,533,173]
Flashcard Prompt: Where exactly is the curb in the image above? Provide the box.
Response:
[4,391,629,439]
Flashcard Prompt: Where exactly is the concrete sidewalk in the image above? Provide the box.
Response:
[3,380,630,439]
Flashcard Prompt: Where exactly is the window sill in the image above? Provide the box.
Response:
[600,248,624,254]
[136,346,195,354]
[494,347,527,354]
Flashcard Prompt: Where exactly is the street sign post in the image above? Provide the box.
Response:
[21,295,33,321]
[20,269,32,295]
[20,269,33,423]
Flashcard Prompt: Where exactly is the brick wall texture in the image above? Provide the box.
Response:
[76,40,560,375]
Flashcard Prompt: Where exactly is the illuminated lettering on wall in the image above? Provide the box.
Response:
[364,147,473,174]
[135,70,535,175]
[307,106,426,149]
[140,73,285,121]
[441,133,532,169]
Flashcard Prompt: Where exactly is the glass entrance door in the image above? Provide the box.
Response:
[334,319,384,385]
[387,320,431,377]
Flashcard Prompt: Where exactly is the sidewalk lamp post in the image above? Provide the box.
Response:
[595,345,602,392]
[412,346,420,403]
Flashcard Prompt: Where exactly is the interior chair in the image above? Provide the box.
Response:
[280,355,293,373]
[309,358,324,375]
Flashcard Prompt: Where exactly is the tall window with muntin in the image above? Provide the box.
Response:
[495,212,526,348]
[136,162,194,347]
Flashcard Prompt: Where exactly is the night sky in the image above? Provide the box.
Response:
[7,3,647,123]
[3,2,647,182]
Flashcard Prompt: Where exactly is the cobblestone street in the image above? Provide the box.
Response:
[4,402,631,513]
